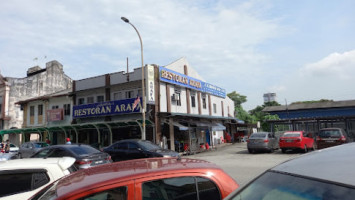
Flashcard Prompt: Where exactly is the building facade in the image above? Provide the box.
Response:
[0,61,72,143]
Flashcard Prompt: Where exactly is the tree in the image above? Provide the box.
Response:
[227,91,252,123]
[249,101,281,131]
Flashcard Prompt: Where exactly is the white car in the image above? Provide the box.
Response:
[0,157,77,200]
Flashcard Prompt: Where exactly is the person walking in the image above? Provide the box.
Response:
[4,140,10,153]
[65,138,71,145]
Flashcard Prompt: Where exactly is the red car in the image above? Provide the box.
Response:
[279,131,314,153]
[30,157,238,200]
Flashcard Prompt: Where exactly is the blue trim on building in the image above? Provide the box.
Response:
[269,107,355,120]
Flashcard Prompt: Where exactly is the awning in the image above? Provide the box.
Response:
[211,123,226,131]
[173,122,189,131]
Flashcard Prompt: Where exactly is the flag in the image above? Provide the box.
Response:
[132,96,140,110]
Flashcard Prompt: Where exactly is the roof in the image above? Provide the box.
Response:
[263,99,355,112]
[15,88,72,104]
[55,157,221,196]
[272,143,355,186]
[0,157,75,171]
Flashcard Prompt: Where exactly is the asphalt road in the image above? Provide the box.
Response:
[186,142,303,187]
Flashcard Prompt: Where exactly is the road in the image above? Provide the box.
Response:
[187,142,303,187]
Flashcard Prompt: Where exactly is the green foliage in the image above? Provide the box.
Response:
[227,91,247,107]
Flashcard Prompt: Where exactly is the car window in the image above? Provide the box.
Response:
[50,149,71,157]
[229,171,355,200]
[114,142,128,150]
[70,145,100,155]
[283,132,300,137]
[10,144,16,147]
[250,133,266,138]
[137,140,160,151]
[0,170,49,197]
[33,149,52,158]
[319,130,341,138]
[128,142,139,150]
[34,143,49,148]
[78,186,127,200]
[142,176,221,200]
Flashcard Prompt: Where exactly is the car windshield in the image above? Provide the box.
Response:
[137,140,161,151]
[34,143,49,148]
[70,145,100,155]
[282,132,300,137]
[229,171,355,200]
[319,130,341,138]
[250,133,266,138]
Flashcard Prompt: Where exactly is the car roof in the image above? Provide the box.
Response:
[54,157,223,196]
[43,144,92,149]
[272,143,355,186]
[0,157,76,171]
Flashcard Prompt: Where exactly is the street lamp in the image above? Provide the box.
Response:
[121,16,146,140]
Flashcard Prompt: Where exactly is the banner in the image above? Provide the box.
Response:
[73,98,142,119]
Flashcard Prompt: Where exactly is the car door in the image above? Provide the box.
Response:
[127,142,145,160]
[110,142,128,162]
[267,133,274,149]
[22,143,32,158]
[302,132,313,148]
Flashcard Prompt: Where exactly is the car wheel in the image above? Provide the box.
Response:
[248,148,252,153]
[18,152,22,159]
[281,148,286,153]
[269,148,274,153]
[304,145,308,153]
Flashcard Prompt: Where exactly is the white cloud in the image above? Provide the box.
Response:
[300,50,355,80]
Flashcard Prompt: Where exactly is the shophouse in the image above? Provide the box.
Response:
[0,61,72,145]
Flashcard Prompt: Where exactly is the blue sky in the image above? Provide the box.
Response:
[1,0,355,110]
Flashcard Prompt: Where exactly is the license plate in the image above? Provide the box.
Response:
[286,140,293,142]
[325,140,335,143]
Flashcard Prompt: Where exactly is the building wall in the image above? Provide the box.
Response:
[47,96,72,126]
[2,60,72,130]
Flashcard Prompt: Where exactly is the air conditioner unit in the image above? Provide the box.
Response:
[172,94,180,101]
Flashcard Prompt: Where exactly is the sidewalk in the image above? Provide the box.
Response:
[181,142,246,156]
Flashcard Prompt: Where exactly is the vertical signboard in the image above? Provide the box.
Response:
[146,65,155,104]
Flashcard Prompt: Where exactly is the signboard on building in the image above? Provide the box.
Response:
[159,66,226,98]
[73,98,142,119]
[47,109,64,121]
[146,65,155,104]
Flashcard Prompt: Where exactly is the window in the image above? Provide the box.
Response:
[79,186,127,200]
[113,142,128,150]
[142,176,221,200]
[0,96,2,113]
[30,106,35,116]
[64,104,71,116]
[52,105,59,109]
[113,92,122,100]
[191,95,196,107]
[213,104,217,113]
[97,95,104,103]
[38,105,43,115]
[126,91,134,99]
[78,98,85,105]
[87,97,94,104]
[0,169,50,197]
[128,142,139,150]
[202,97,207,109]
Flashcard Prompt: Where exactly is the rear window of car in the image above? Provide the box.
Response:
[34,143,49,148]
[319,130,341,138]
[229,171,355,200]
[250,133,266,138]
[282,132,300,137]
[70,145,100,155]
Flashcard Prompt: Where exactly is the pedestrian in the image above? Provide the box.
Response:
[45,137,51,145]
[4,140,10,153]
[65,137,71,145]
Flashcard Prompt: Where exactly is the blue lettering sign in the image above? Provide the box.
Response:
[73,98,142,118]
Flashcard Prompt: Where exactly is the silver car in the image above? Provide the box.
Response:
[18,141,49,158]
[247,132,278,153]
[226,143,355,200]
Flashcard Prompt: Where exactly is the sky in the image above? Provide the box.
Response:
[1,0,355,111]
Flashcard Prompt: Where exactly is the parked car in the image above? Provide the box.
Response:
[279,131,314,153]
[19,141,50,158]
[29,157,238,200]
[0,152,18,161]
[247,132,278,153]
[31,144,112,169]
[316,127,352,149]
[0,157,77,200]
[226,143,355,200]
[103,139,180,162]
